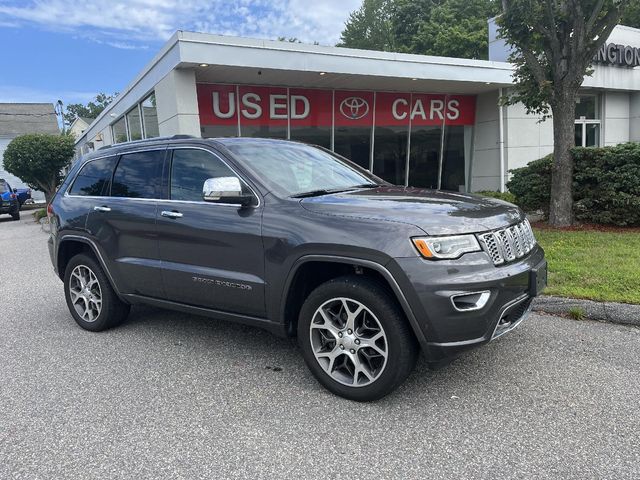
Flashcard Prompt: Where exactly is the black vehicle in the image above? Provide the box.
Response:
[48,136,546,401]
[0,179,21,221]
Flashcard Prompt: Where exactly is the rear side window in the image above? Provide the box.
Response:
[111,150,164,199]
[170,149,236,201]
[69,157,117,196]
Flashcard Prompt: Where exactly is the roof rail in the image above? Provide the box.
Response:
[97,134,197,150]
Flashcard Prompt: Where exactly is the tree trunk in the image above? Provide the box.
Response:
[549,93,577,227]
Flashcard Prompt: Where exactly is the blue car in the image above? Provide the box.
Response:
[0,179,21,221]
[15,187,31,206]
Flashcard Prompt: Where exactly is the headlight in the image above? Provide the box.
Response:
[412,234,481,260]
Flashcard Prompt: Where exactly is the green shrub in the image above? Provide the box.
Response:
[572,144,640,226]
[475,190,517,204]
[506,144,640,226]
[32,208,47,222]
[506,155,553,216]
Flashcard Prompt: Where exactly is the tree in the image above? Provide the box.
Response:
[620,2,640,27]
[338,0,396,51]
[409,0,500,58]
[63,93,116,127]
[339,0,500,59]
[498,0,625,227]
[2,133,75,203]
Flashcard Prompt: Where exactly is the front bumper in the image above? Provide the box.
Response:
[387,245,546,362]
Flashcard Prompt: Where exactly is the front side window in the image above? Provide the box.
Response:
[69,157,118,196]
[111,150,164,198]
[170,149,237,201]
[224,140,382,197]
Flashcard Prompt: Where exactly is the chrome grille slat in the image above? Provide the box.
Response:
[478,219,537,266]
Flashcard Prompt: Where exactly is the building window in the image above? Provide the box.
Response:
[141,93,159,138]
[112,116,127,144]
[575,95,600,147]
[126,106,143,141]
[196,85,477,191]
[333,91,374,170]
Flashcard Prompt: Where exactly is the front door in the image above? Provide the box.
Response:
[85,148,166,297]
[156,147,265,317]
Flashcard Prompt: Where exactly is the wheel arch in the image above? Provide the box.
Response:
[281,255,427,349]
[57,235,123,298]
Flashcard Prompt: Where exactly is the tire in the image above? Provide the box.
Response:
[63,253,130,331]
[298,275,418,401]
[10,208,19,221]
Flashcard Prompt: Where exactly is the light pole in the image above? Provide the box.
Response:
[55,99,65,133]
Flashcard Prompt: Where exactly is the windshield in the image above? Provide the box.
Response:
[0,181,8,194]
[224,141,385,197]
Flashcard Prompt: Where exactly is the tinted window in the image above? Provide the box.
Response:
[170,149,236,201]
[69,157,117,196]
[0,180,8,194]
[111,150,164,198]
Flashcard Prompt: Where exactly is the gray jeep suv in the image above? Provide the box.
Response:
[48,136,546,401]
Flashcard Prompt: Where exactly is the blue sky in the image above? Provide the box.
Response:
[0,0,360,106]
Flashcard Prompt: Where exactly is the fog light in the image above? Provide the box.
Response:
[450,291,491,312]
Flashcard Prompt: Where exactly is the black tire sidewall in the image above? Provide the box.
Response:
[63,253,128,331]
[298,276,418,401]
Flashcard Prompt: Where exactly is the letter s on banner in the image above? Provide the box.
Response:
[446,99,460,121]
[241,93,262,119]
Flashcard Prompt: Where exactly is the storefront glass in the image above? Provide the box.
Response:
[126,106,143,141]
[289,88,332,149]
[197,84,476,191]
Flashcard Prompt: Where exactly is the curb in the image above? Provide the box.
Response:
[532,295,640,327]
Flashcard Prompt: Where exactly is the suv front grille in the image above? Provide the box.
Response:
[478,219,536,265]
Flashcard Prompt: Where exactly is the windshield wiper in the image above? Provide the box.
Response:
[291,184,380,199]
[291,189,343,198]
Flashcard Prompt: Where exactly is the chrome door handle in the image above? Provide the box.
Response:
[161,210,183,219]
[93,206,111,212]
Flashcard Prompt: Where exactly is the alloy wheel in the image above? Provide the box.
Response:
[68,265,103,323]
[309,297,388,387]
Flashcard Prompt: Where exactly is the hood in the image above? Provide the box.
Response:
[300,187,524,235]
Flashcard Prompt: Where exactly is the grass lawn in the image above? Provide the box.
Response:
[533,226,640,304]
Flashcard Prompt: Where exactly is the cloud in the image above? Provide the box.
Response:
[0,0,361,47]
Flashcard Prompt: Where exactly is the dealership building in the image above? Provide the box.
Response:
[75,21,640,193]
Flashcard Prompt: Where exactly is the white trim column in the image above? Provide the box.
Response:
[155,69,201,137]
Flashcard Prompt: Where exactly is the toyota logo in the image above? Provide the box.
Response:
[340,96,369,120]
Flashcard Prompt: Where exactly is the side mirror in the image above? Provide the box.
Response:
[203,177,254,206]
[12,188,17,193]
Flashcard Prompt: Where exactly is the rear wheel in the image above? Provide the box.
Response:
[63,253,130,331]
[10,207,19,220]
[298,275,418,401]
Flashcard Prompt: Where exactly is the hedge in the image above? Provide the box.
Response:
[506,142,640,226]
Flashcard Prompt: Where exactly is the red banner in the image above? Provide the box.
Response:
[197,84,476,128]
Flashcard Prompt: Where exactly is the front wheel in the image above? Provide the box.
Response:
[298,275,418,401]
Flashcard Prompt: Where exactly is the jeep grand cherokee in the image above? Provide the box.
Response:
[48,136,546,401]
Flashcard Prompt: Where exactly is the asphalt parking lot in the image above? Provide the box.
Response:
[1,216,639,480]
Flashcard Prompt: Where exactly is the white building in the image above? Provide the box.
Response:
[75,23,640,193]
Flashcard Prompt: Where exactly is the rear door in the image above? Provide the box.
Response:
[156,146,265,317]
[85,148,167,297]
